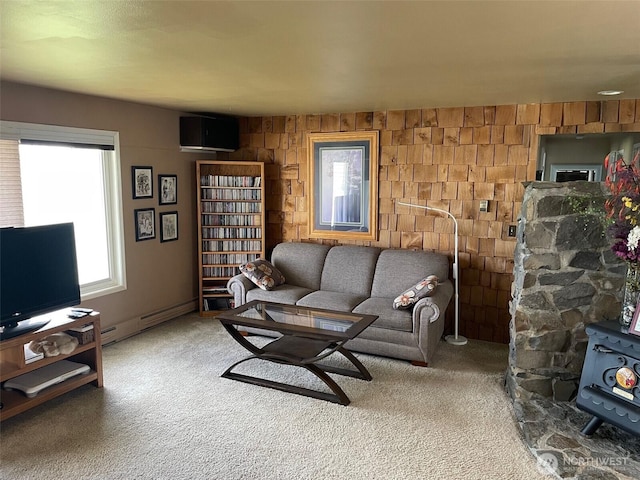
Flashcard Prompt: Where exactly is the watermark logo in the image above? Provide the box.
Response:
[567,454,630,468]
[536,450,630,475]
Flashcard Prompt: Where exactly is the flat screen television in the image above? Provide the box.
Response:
[0,223,81,340]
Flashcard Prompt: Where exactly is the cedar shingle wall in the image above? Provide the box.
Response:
[225,100,640,343]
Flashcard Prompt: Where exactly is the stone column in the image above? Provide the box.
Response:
[507,181,625,402]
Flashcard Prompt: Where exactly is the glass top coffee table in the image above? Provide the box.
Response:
[215,300,378,405]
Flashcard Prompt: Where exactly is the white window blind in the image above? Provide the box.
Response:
[0,139,24,228]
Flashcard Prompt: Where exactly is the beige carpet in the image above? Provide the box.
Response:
[0,313,547,479]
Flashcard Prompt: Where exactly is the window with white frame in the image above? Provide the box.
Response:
[550,163,603,182]
[0,121,126,299]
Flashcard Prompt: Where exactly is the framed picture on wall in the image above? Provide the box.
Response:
[307,131,379,242]
[160,211,178,242]
[629,301,640,336]
[134,208,155,241]
[159,174,177,205]
[132,166,153,199]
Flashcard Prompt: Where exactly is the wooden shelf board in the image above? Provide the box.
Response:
[1,342,97,382]
[0,370,98,421]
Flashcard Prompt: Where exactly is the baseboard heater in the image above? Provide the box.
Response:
[101,299,198,346]
[139,299,198,331]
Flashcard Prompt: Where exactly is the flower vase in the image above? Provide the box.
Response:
[621,263,640,327]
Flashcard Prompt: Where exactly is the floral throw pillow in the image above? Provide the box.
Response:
[392,275,438,310]
[239,259,286,291]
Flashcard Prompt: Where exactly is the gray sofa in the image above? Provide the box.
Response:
[227,242,454,365]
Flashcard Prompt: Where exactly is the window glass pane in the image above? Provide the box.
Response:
[19,144,110,285]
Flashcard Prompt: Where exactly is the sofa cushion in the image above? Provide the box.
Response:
[370,249,449,298]
[271,242,331,290]
[353,298,413,332]
[393,275,438,310]
[319,246,381,296]
[247,284,314,304]
[296,291,368,312]
[239,259,285,290]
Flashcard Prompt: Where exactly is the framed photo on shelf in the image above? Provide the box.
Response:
[132,166,153,199]
[159,174,177,205]
[134,208,155,241]
[160,211,178,242]
[629,301,640,336]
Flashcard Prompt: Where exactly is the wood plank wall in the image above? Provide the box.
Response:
[221,99,640,343]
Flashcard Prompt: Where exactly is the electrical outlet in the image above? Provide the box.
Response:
[508,225,516,237]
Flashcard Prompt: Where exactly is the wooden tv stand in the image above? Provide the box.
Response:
[0,310,103,421]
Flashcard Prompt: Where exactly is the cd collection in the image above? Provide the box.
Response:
[202,253,260,265]
[201,188,261,201]
[202,227,261,239]
[203,266,240,278]
[201,214,261,226]
[202,239,262,252]
[201,201,261,213]
[200,175,261,188]
[199,172,264,309]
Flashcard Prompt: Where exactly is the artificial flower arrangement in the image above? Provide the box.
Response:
[604,150,640,325]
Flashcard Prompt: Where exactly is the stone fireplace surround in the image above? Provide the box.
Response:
[507,181,640,478]
[508,181,624,402]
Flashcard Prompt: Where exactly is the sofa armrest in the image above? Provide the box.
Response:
[227,274,256,307]
[412,279,454,324]
[412,279,454,364]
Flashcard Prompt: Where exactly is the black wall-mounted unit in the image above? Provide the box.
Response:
[180,115,239,152]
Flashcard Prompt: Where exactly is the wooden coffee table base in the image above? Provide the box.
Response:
[220,325,371,406]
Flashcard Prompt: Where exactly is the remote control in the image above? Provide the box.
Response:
[71,307,93,314]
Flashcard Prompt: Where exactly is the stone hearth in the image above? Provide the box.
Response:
[513,396,640,479]
[506,181,640,479]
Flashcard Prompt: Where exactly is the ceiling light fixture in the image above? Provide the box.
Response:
[597,90,624,96]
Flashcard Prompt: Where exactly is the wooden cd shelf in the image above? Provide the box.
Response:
[196,160,266,315]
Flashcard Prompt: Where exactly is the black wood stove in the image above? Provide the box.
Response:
[577,321,640,436]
